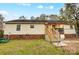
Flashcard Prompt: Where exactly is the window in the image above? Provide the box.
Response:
[30,24,34,28]
[16,24,21,31]
[58,28,64,34]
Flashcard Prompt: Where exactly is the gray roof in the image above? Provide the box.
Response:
[4,19,64,24]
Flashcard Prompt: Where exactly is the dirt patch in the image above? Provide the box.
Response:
[63,44,77,54]
[62,40,79,54]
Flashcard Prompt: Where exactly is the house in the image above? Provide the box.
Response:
[3,18,77,41]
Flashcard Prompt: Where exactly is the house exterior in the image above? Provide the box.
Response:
[3,18,77,40]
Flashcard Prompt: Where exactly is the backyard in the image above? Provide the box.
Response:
[0,39,70,55]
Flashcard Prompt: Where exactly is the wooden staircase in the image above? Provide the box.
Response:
[45,27,60,43]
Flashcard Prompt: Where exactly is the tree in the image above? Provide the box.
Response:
[19,16,26,19]
[59,8,66,21]
[0,14,4,38]
[75,8,79,35]
[60,3,76,28]
[65,3,77,28]
[49,14,59,20]
[31,16,35,20]
[35,17,40,20]
[39,14,46,20]
[60,3,79,36]
[35,14,47,20]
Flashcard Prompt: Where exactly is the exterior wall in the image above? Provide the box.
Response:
[4,24,45,35]
[64,25,76,39]
[4,23,77,39]
[64,25,76,34]
[3,23,5,31]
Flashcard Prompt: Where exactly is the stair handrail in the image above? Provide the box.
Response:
[46,28,54,42]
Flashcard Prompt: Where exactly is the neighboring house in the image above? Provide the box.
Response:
[3,18,77,40]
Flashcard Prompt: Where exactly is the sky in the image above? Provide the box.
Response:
[0,3,64,20]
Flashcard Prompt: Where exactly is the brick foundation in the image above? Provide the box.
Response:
[65,34,77,39]
[4,34,45,40]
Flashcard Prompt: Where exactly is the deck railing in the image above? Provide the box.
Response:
[46,28,60,42]
[46,29,53,42]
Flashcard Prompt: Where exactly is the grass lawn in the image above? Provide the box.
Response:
[0,39,69,55]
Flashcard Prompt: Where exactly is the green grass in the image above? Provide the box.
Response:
[0,39,69,55]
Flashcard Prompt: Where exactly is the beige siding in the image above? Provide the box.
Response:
[55,24,64,28]
[64,25,76,34]
[4,24,45,35]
